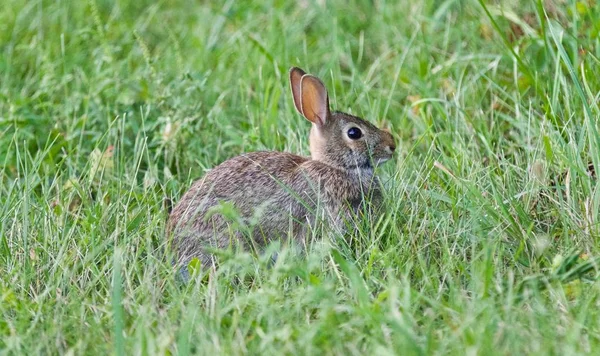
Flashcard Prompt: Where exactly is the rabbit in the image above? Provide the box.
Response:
[167,67,396,271]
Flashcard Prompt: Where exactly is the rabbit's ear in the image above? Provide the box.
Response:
[300,75,329,127]
[289,67,306,115]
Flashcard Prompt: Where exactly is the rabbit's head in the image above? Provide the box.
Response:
[290,67,396,171]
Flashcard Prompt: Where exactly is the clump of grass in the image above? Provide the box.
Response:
[1,0,600,354]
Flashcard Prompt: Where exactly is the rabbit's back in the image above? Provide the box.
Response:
[168,151,314,267]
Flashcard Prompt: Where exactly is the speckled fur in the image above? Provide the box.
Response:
[167,68,396,269]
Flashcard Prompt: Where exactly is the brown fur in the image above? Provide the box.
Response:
[167,67,396,269]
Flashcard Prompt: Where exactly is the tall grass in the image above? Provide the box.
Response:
[1,0,600,354]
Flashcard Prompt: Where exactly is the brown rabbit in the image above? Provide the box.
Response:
[167,67,396,271]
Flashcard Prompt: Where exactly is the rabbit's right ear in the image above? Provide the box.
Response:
[299,75,329,127]
[289,67,306,115]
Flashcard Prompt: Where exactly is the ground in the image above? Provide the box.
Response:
[1,0,600,354]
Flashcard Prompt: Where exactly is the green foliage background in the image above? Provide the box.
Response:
[1,0,600,354]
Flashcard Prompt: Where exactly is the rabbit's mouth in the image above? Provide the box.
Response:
[375,157,391,166]
[353,153,391,169]
[359,156,390,169]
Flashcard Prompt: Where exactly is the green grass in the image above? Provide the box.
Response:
[2,0,600,354]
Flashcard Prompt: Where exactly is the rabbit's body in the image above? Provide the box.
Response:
[168,150,382,267]
[168,67,395,269]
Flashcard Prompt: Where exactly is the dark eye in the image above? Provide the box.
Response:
[347,127,363,140]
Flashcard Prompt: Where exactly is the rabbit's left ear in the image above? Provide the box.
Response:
[289,67,307,115]
[299,74,329,127]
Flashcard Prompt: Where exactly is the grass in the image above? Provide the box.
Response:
[2,0,600,354]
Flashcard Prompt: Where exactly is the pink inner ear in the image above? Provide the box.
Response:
[304,106,323,126]
[300,75,329,127]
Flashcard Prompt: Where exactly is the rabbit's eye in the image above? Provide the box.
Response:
[347,127,363,140]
